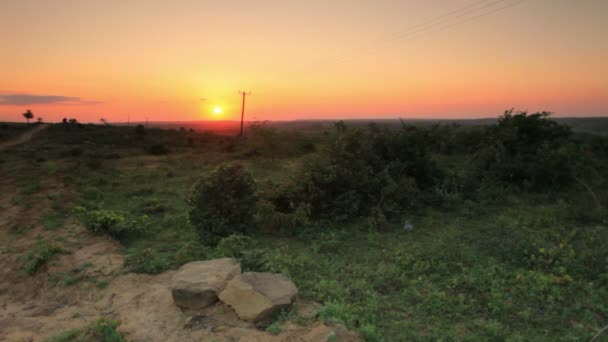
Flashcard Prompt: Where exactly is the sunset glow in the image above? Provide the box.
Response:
[0,0,606,123]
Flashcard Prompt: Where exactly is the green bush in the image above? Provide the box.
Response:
[283,122,434,222]
[216,234,255,258]
[188,164,257,244]
[254,199,310,233]
[473,110,576,191]
[147,143,169,155]
[23,237,66,275]
[74,207,149,242]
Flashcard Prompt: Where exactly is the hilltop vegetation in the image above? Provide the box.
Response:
[1,112,607,341]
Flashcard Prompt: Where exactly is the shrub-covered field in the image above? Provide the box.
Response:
[1,113,607,341]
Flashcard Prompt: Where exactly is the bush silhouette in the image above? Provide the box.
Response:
[189,164,257,244]
[147,143,169,155]
[473,110,574,191]
[135,124,145,136]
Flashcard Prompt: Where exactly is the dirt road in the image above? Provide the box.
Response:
[0,124,48,150]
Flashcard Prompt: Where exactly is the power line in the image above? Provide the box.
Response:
[334,0,526,65]
[375,0,508,45]
[261,0,527,85]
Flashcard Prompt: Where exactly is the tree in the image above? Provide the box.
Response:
[22,110,34,124]
[37,117,43,124]
[135,124,145,136]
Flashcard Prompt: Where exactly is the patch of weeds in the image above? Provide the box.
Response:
[266,321,283,335]
[49,263,93,287]
[265,308,291,335]
[44,328,81,342]
[1,246,15,254]
[88,317,126,341]
[147,143,169,155]
[140,199,168,215]
[49,272,82,287]
[41,210,67,230]
[124,248,172,274]
[23,237,67,275]
[10,223,34,236]
[73,207,150,243]
[96,279,110,289]
[44,317,126,342]
[21,182,42,195]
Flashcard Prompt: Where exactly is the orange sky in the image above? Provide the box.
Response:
[1,0,607,123]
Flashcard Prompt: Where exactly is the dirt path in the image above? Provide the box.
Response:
[0,124,48,150]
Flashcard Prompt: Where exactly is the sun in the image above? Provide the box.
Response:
[213,106,222,115]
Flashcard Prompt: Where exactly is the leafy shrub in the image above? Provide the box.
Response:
[254,199,310,233]
[23,237,66,275]
[147,143,169,155]
[216,234,255,258]
[74,207,149,242]
[283,122,435,222]
[135,124,145,136]
[64,147,82,157]
[472,110,576,191]
[124,248,172,273]
[188,164,257,244]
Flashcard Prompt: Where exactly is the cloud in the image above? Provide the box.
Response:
[0,93,100,105]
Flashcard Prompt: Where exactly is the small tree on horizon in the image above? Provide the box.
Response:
[22,110,34,124]
[37,117,43,124]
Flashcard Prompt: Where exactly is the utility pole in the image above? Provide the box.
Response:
[238,91,251,137]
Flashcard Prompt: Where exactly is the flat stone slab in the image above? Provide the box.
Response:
[171,258,241,310]
[218,272,298,326]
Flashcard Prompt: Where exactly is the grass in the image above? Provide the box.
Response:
[48,263,93,287]
[23,237,67,276]
[2,122,607,341]
[41,210,68,230]
[44,317,126,342]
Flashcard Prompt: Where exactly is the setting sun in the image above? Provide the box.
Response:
[213,106,222,115]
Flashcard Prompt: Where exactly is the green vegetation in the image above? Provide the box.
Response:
[23,237,67,276]
[44,318,126,342]
[2,112,607,340]
[0,122,29,142]
[74,207,150,243]
[189,163,257,244]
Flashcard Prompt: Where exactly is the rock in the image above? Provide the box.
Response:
[218,272,298,326]
[295,299,323,320]
[171,258,241,310]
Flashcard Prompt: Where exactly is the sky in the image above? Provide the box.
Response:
[1,0,607,122]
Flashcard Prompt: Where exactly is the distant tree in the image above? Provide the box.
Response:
[62,118,68,124]
[68,118,78,124]
[37,117,43,124]
[100,118,109,126]
[250,121,280,160]
[135,124,145,136]
[22,110,34,124]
